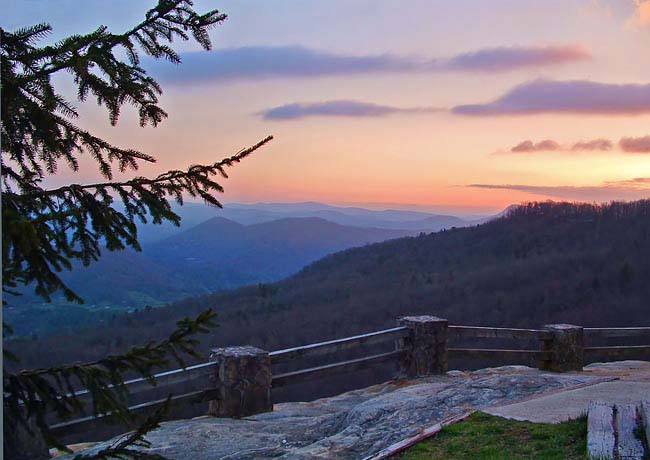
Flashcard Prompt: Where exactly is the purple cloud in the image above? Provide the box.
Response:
[619,135,650,153]
[506,137,613,153]
[571,138,613,151]
[152,46,425,82]
[605,177,650,187]
[453,79,650,116]
[445,45,589,72]
[467,179,650,201]
[261,100,440,120]
[147,44,590,83]
[511,139,561,153]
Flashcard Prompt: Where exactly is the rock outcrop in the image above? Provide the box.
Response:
[64,365,613,460]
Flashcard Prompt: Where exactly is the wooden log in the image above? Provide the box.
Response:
[587,402,615,460]
[272,350,402,388]
[640,401,650,457]
[269,326,409,364]
[448,326,549,341]
[615,403,644,459]
[361,411,474,460]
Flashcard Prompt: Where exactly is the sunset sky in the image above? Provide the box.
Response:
[5,0,650,214]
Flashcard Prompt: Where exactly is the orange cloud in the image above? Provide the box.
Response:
[628,0,650,28]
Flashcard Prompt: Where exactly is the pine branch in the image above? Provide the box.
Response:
[20,1,226,80]
[4,310,217,452]
[37,136,273,197]
[2,136,272,303]
[1,1,227,187]
[73,399,170,460]
[1,3,266,458]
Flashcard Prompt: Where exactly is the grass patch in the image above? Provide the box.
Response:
[394,412,587,460]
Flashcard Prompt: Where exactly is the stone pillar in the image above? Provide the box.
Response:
[208,346,272,418]
[397,316,448,378]
[539,324,584,372]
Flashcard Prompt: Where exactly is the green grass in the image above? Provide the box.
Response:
[395,412,587,460]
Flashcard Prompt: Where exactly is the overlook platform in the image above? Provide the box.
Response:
[62,361,650,460]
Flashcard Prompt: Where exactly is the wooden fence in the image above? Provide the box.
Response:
[48,317,650,444]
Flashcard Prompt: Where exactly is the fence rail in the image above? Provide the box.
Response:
[448,348,548,361]
[585,345,650,358]
[273,350,404,388]
[448,325,550,341]
[58,361,217,411]
[584,327,650,339]
[44,317,650,445]
[269,326,408,365]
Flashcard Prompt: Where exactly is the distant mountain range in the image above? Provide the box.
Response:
[149,216,411,290]
[134,201,488,243]
[7,202,494,337]
[8,216,410,320]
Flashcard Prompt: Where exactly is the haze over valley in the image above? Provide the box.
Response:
[5,202,486,337]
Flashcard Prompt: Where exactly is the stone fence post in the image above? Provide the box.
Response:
[208,345,272,418]
[397,315,448,378]
[539,324,584,372]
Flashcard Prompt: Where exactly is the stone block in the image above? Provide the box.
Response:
[397,315,448,378]
[540,324,584,372]
[208,346,272,418]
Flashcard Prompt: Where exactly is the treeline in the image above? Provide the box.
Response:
[7,200,650,371]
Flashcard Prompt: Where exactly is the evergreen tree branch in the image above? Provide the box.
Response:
[4,309,217,453]
[36,135,273,197]
[1,3,267,458]
[72,399,170,460]
[1,1,227,187]
[2,136,271,303]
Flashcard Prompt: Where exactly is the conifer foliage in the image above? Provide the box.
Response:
[1,1,272,458]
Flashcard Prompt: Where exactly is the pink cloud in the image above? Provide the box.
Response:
[444,44,590,72]
[605,177,650,187]
[504,138,613,154]
[453,79,650,116]
[150,44,591,84]
[619,135,650,153]
[571,138,614,151]
[261,100,441,120]
[468,178,650,201]
[511,139,561,153]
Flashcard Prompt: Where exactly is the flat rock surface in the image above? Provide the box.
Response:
[63,364,625,460]
[486,361,650,423]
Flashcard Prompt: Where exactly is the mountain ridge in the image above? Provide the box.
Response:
[6,216,413,336]
[10,200,650,370]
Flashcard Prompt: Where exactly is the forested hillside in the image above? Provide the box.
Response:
[9,200,650,370]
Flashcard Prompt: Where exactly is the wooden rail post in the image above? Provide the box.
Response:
[208,346,272,417]
[397,316,448,378]
[540,324,584,372]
